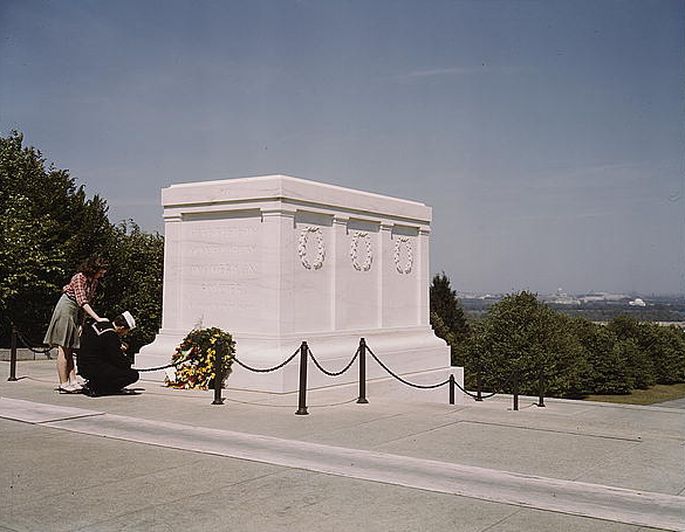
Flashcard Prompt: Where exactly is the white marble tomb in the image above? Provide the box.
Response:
[137,175,457,393]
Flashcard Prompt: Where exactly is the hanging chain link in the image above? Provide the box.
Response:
[308,347,359,377]
[365,345,450,389]
[232,347,301,373]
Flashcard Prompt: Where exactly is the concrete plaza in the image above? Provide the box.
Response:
[1,359,683,531]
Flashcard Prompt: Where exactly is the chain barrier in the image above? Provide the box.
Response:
[365,342,518,401]
[14,329,54,356]
[451,378,495,400]
[133,361,182,372]
[6,319,534,411]
[12,323,181,372]
[475,389,497,400]
[232,348,301,373]
[308,347,359,377]
[366,345,450,389]
[461,370,516,400]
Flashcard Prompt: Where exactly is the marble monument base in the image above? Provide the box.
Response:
[137,326,455,394]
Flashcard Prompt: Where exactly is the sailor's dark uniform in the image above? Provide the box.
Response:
[78,321,139,394]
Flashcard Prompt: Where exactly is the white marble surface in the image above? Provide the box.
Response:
[138,175,453,392]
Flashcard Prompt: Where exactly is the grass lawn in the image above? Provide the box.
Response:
[583,383,685,405]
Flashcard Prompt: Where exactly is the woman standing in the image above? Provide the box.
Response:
[44,257,108,393]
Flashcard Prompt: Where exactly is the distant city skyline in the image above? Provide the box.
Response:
[457,289,682,298]
[1,0,683,294]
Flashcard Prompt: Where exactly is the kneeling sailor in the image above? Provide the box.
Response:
[78,311,139,396]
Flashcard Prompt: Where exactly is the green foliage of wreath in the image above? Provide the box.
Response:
[165,327,235,390]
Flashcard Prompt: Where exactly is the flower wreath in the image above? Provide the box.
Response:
[165,327,235,390]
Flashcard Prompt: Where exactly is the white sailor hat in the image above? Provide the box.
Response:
[121,311,136,331]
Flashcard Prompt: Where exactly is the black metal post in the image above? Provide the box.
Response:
[211,345,224,405]
[357,338,368,404]
[513,368,519,411]
[449,373,455,405]
[537,367,546,408]
[295,341,309,415]
[8,323,17,382]
[476,370,483,401]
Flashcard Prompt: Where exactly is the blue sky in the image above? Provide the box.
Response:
[1,0,683,294]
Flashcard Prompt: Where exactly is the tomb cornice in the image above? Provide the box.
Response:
[260,207,297,219]
[162,174,432,222]
[163,197,431,229]
[162,213,183,222]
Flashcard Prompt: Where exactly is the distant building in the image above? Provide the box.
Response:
[543,288,581,306]
[578,292,629,303]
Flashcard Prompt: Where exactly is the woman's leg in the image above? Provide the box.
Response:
[66,351,78,385]
[56,345,71,385]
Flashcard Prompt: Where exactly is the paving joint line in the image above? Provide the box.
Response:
[459,419,644,442]
[300,412,408,440]
[478,507,524,532]
[370,419,464,448]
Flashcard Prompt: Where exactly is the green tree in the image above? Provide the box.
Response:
[607,315,680,387]
[641,323,685,384]
[430,311,459,362]
[0,131,112,343]
[98,221,164,355]
[430,272,469,365]
[607,315,643,341]
[618,338,655,390]
[570,317,630,394]
[0,194,66,342]
[472,291,581,396]
[0,131,163,353]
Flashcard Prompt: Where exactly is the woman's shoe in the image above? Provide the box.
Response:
[57,383,81,394]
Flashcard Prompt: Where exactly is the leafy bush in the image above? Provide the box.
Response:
[443,288,683,397]
[165,328,235,390]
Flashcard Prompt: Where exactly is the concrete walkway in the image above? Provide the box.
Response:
[1,360,684,531]
[658,397,685,409]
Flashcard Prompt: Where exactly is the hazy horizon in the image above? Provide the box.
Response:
[2,0,683,295]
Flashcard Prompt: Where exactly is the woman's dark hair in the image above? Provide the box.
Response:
[78,256,109,278]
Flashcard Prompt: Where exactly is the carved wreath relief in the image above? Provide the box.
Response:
[298,226,326,270]
[393,236,413,274]
[349,231,373,272]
